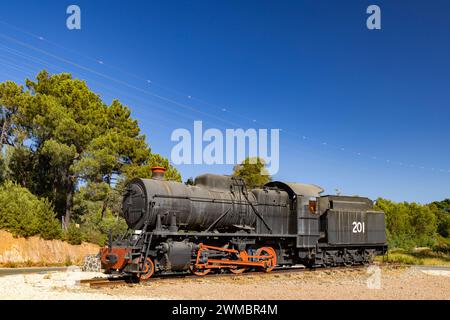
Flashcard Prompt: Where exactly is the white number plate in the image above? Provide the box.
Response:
[352,221,365,233]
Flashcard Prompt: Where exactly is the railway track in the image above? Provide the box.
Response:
[81,263,398,289]
[79,277,138,288]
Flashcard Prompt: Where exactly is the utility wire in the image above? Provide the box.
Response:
[0,20,447,175]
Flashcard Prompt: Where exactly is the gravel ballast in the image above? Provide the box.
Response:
[0,265,448,300]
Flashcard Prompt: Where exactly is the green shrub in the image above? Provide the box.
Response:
[0,180,62,239]
[63,223,83,245]
[376,198,439,250]
[81,228,106,246]
[380,247,450,266]
[435,236,450,253]
[79,208,127,245]
[384,250,421,265]
[72,183,127,246]
[64,255,73,266]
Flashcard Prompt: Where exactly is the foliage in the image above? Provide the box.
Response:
[0,81,26,149]
[0,70,181,230]
[232,157,272,189]
[375,198,447,250]
[0,156,5,184]
[435,235,450,253]
[0,180,61,239]
[0,70,182,245]
[65,187,128,246]
[17,71,155,226]
[121,153,182,183]
[429,199,450,238]
[72,183,128,245]
[79,209,128,246]
[0,146,13,185]
[64,224,83,245]
[377,248,450,266]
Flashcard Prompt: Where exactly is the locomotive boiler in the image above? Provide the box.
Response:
[100,167,387,280]
[122,167,258,232]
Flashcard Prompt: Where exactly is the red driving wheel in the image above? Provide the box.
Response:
[256,247,277,272]
[139,257,155,281]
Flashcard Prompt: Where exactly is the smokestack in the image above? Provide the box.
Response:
[151,166,166,180]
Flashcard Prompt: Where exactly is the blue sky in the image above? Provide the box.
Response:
[0,0,449,203]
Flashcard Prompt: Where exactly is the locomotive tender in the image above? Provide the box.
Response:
[100,167,387,280]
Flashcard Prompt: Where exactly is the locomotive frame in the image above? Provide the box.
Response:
[100,167,388,280]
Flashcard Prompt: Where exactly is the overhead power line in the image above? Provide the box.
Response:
[0,19,447,175]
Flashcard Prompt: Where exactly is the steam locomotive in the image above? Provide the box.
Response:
[100,167,387,280]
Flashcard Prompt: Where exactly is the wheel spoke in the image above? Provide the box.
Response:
[255,247,277,272]
[139,258,155,281]
[229,267,247,274]
[190,265,211,276]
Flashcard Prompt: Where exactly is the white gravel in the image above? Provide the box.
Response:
[1,265,449,300]
[0,267,133,300]
[419,270,450,277]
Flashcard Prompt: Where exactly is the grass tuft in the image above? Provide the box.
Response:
[378,248,450,266]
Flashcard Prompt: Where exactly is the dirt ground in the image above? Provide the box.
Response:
[0,265,449,300]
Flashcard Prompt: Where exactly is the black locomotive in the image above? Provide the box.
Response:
[100,167,387,280]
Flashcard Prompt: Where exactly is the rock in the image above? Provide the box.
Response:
[82,254,102,272]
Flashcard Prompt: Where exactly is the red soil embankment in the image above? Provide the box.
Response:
[0,230,99,266]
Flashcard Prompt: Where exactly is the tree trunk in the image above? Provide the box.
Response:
[101,174,111,219]
[101,195,108,219]
[64,178,75,229]
[0,115,11,148]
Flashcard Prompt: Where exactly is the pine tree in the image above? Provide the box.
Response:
[1,70,181,227]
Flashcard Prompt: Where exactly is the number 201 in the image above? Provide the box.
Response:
[352,221,365,233]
